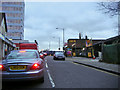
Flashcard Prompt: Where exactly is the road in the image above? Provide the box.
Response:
[2,56,119,89]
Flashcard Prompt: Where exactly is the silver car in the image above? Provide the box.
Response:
[53,52,65,60]
[0,49,44,82]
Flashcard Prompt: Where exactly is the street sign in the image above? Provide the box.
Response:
[88,52,92,57]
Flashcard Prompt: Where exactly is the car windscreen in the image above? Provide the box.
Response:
[40,53,43,55]
[7,51,38,59]
[55,52,64,55]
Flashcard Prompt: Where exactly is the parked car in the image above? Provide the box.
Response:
[47,51,55,56]
[0,49,44,82]
[53,52,65,60]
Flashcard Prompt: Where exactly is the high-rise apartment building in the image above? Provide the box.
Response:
[1,1,25,40]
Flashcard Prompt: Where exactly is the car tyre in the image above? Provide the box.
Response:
[53,57,56,60]
[40,76,44,83]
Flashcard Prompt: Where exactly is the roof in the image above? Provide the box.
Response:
[12,40,29,43]
[0,13,7,32]
[104,35,120,44]
[5,37,16,47]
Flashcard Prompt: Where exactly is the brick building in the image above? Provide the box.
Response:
[66,34,105,57]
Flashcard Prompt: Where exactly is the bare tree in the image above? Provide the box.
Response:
[98,1,120,35]
[98,2,120,16]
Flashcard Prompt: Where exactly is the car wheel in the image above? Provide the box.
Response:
[40,76,44,83]
[63,58,65,60]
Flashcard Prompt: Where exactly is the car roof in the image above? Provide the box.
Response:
[55,52,64,54]
[11,49,38,52]
[55,51,64,53]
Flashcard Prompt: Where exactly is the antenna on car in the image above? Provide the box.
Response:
[35,40,38,45]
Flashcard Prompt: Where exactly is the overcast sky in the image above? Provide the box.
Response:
[24,2,118,51]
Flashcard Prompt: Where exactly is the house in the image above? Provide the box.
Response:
[66,33,105,57]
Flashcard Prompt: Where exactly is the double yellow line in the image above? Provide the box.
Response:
[72,62,120,77]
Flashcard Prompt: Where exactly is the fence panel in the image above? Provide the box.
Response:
[103,44,120,64]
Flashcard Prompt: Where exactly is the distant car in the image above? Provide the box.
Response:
[43,52,47,56]
[53,52,65,60]
[0,49,44,82]
[47,51,55,56]
[39,53,45,60]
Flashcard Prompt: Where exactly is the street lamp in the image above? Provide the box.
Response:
[53,37,60,50]
[56,28,65,50]
[49,42,50,50]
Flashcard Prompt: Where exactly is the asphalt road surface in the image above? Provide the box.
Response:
[2,56,119,89]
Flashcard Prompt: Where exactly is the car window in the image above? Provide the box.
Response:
[7,51,38,59]
[55,52,64,55]
[40,53,43,55]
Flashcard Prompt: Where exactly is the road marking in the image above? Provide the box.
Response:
[72,62,120,77]
[72,62,79,65]
[47,70,55,88]
[46,63,48,68]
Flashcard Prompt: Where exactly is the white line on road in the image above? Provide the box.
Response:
[47,70,55,88]
[46,63,48,68]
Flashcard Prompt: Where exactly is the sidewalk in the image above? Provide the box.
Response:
[66,57,120,75]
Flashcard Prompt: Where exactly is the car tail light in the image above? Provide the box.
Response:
[40,54,43,57]
[44,53,47,55]
[30,63,41,70]
[40,55,44,59]
[0,64,6,71]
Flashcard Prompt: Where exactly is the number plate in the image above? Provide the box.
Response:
[10,65,26,70]
[58,56,62,58]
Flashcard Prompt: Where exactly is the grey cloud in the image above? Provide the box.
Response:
[24,2,118,50]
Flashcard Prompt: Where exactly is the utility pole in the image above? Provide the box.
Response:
[101,41,104,61]
[56,28,65,50]
[53,37,60,50]
[59,37,60,50]
[63,28,64,49]
[118,1,120,35]
[49,42,50,50]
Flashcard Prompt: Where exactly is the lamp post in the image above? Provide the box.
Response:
[56,28,65,50]
[118,1,120,35]
[49,42,50,50]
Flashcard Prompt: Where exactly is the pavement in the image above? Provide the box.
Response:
[66,57,120,75]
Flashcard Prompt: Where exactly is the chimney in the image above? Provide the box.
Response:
[85,35,88,40]
[79,33,81,39]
